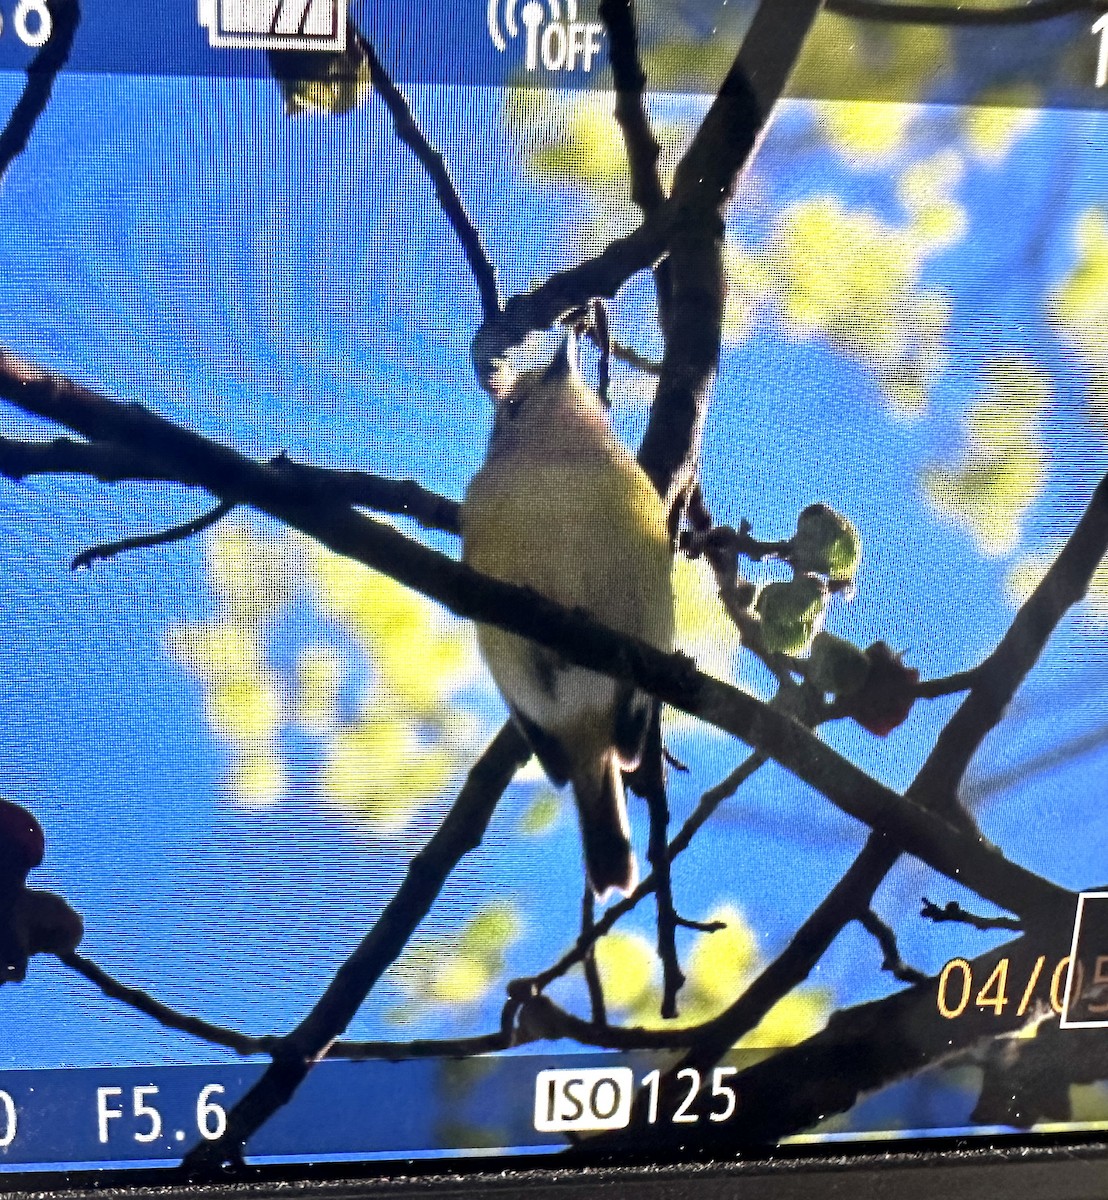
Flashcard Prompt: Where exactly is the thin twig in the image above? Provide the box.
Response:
[61,952,276,1056]
[675,916,727,934]
[354,30,500,320]
[0,0,81,184]
[611,339,663,375]
[581,888,608,1027]
[599,0,673,327]
[70,501,235,571]
[858,909,929,985]
[0,349,1076,927]
[914,666,984,699]
[180,722,529,1171]
[921,898,1023,932]
[326,1030,516,1060]
[523,753,765,993]
[641,708,684,1017]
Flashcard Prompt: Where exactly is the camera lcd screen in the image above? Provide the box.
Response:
[0,0,1107,1181]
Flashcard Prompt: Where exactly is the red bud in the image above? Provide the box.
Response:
[841,643,920,737]
[0,799,44,882]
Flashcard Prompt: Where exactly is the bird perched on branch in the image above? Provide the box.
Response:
[462,335,674,898]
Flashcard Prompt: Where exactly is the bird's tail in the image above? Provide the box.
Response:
[574,753,637,901]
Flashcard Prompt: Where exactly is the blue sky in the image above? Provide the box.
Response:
[0,18,1107,1161]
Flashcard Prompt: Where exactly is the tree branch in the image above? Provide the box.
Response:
[60,952,277,1056]
[629,921,1079,1149]
[70,500,235,570]
[642,473,1108,1093]
[353,30,500,321]
[915,472,1108,801]
[0,0,81,184]
[637,0,827,510]
[0,350,1076,928]
[472,0,828,394]
[524,754,765,993]
[858,908,929,985]
[0,435,461,535]
[922,898,1023,932]
[599,0,673,327]
[580,889,608,1027]
[180,721,529,1171]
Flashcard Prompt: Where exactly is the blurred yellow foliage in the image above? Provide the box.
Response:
[962,90,1040,162]
[923,355,1050,556]
[672,553,740,683]
[732,195,952,415]
[296,645,344,733]
[594,930,657,1013]
[793,17,950,106]
[532,99,630,187]
[167,518,482,824]
[396,902,522,1013]
[821,101,914,163]
[206,520,298,620]
[1051,209,1108,432]
[322,720,456,830]
[519,791,563,836]
[313,544,475,716]
[205,674,282,743]
[596,905,830,1051]
[897,150,967,251]
[167,621,262,682]
[226,747,289,808]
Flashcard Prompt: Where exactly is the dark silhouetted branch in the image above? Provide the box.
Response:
[0,435,461,535]
[0,349,1075,928]
[859,909,929,985]
[922,898,1023,932]
[915,667,984,699]
[646,923,1077,1149]
[633,473,1108,1104]
[0,0,81,183]
[269,454,461,533]
[180,721,530,1171]
[920,473,1108,804]
[70,500,235,570]
[599,0,672,326]
[600,0,666,217]
[353,30,500,320]
[581,889,608,1027]
[0,435,170,484]
[472,0,827,395]
[637,0,827,509]
[61,952,276,1056]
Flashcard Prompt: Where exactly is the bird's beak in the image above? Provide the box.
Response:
[543,333,578,383]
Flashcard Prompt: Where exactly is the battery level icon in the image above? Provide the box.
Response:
[198,0,347,51]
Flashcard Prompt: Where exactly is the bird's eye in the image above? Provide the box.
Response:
[504,396,524,421]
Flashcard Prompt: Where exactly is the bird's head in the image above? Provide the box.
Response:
[485,334,608,463]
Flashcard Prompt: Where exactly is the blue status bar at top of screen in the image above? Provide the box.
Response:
[0,0,1105,108]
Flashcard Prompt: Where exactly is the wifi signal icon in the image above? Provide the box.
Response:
[487,0,604,73]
